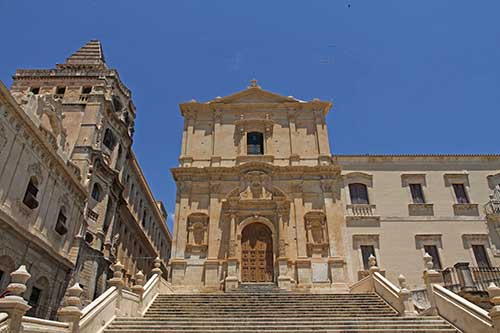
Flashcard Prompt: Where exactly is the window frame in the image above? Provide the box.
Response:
[246,131,264,155]
[348,183,370,205]
[23,177,39,209]
[452,183,470,204]
[409,183,426,204]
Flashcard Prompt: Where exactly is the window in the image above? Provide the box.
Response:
[82,86,92,94]
[27,287,41,316]
[142,211,147,227]
[103,129,116,150]
[453,184,470,204]
[30,87,40,95]
[349,183,369,204]
[55,207,68,235]
[360,245,376,270]
[423,245,442,270]
[472,245,491,268]
[91,183,101,201]
[23,178,39,209]
[85,232,94,244]
[247,132,264,155]
[56,87,66,95]
[409,183,425,204]
[112,96,123,112]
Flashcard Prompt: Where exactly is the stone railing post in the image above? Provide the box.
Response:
[151,257,162,275]
[0,265,31,333]
[422,253,444,315]
[107,261,124,315]
[397,274,415,316]
[131,271,145,315]
[57,283,83,333]
[488,283,500,332]
[368,255,379,291]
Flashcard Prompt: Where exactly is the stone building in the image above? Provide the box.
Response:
[170,80,500,292]
[0,82,87,318]
[0,40,171,315]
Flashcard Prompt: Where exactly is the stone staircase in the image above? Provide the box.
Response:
[105,293,460,332]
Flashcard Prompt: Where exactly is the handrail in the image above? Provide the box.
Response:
[349,275,372,293]
[433,284,494,333]
[374,272,400,296]
[81,286,117,319]
[22,316,69,328]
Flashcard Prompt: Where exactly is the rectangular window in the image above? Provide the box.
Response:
[82,86,92,94]
[360,245,376,270]
[409,183,425,204]
[423,245,442,270]
[247,132,264,155]
[30,87,40,95]
[472,245,491,268]
[56,86,66,95]
[453,184,470,204]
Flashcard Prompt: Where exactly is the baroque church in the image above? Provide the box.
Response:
[1,39,500,333]
[170,79,500,292]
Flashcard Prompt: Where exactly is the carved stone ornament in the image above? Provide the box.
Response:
[305,211,329,258]
[28,162,43,182]
[210,182,221,194]
[178,182,191,195]
[15,199,35,217]
[239,171,272,200]
[186,213,209,256]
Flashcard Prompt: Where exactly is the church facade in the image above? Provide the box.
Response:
[170,81,500,292]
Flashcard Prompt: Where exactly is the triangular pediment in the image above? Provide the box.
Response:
[211,81,303,104]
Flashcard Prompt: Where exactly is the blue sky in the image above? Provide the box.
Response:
[1,1,499,230]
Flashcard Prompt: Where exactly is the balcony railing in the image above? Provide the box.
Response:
[346,204,377,216]
[345,204,380,223]
[443,262,500,293]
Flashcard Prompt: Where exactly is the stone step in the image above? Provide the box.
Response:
[104,328,460,333]
[114,317,448,323]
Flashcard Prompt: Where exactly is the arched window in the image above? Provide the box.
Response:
[349,183,369,204]
[55,207,68,235]
[102,129,116,150]
[23,177,39,209]
[247,132,264,155]
[91,183,102,201]
[112,96,123,112]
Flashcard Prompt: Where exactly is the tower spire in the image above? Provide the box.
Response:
[60,40,106,68]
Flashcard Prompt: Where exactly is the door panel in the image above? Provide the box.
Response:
[241,223,273,282]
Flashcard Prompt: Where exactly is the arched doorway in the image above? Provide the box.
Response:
[241,223,273,282]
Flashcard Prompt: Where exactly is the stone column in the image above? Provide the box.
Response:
[205,183,221,288]
[225,212,239,291]
[454,262,475,292]
[0,265,32,333]
[422,253,444,316]
[57,283,83,333]
[277,208,291,290]
[488,283,500,332]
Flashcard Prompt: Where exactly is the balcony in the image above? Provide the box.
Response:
[453,203,479,216]
[345,204,380,224]
[408,203,434,216]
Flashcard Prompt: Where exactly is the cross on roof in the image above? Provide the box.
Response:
[249,79,260,88]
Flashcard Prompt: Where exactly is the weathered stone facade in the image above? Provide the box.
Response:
[170,81,500,292]
[0,40,171,317]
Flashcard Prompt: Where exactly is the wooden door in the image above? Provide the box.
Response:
[241,223,273,282]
